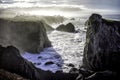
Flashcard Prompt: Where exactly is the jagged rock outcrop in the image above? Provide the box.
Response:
[0,45,45,80]
[0,45,78,80]
[0,18,51,53]
[77,14,120,80]
[56,23,75,33]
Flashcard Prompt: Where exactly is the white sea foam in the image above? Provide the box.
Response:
[22,47,63,73]
[2,0,120,73]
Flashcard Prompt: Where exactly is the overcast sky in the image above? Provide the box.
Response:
[1,0,120,9]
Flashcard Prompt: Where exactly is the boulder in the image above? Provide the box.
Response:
[0,45,78,80]
[56,23,75,33]
[77,14,120,80]
[0,18,51,53]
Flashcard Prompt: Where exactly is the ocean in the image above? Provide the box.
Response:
[0,0,120,72]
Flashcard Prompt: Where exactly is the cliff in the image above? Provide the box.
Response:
[78,14,120,80]
[0,18,51,53]
[0,45,78,80]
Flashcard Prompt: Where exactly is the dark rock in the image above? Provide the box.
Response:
[0,45,78,80]
[69,68,79,73]
[56,23,75,32]
[0,18,51,53]
[38,56,42,59]
[0,45,45,80]
[0,69,28,80]
[67,63,75,67]
[45,61,54,65]
[85,70,117,80]
[78,13,120,80]
[83,13,120,72]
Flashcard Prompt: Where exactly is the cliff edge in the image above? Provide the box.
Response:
[0,18,51,53]
[77,14,120,80]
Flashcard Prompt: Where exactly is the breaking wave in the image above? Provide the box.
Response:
[13,15,67,25]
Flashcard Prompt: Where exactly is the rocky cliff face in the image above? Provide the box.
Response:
[0,45,78,80]
[80,14,120,80]
[0,18,51,53]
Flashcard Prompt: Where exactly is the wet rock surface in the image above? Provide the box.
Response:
[77,14,120,80]
[0,45,78,80]
[56,23,75,33]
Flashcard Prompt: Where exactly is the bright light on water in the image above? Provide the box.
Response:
[1,0,120,72]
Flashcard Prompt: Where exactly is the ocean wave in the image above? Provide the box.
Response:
[12,15,67,25]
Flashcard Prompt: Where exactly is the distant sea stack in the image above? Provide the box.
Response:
[79,14,120,80]
[0,18,51,53]
[56,23,75,33]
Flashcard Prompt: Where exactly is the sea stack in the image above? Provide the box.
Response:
[0,18,51,53]
[79,14,120,80]
[56,23,75,33]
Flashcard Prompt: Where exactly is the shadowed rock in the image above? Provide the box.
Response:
[77,13,120,80]
[56,23,75,33]
[0,18,51,53]
[0,45,78,80]
[0,69,29,80]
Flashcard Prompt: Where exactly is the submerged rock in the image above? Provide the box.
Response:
[45,61,54,66]
[77,14,120,80]
[0,18,51,53]
[67,63,75,67]
[56,23,75,33]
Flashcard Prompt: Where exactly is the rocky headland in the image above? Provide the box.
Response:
[77,14,120,80]
[0,18,52,53]
[0,13,120,80]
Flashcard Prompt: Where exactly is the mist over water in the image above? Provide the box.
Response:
[1,0,120,9]
[0,0,120,72]
[0,0,120,19]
